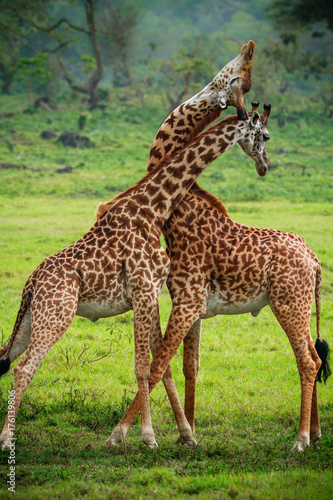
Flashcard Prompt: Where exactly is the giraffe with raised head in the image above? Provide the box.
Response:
[109,99,331,453]
[147,39,255,174]
[0,104,268,452]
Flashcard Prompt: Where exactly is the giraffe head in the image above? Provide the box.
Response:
[212,40,255,120]
[238,101,271,177]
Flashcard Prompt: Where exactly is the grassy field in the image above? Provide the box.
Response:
[0,93,332,498]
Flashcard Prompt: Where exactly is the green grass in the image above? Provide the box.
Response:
[0,93,332,202]
[0,198,332,499]
[0,94,332,498]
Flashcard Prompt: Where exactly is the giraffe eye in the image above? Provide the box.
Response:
[229,76,240,86]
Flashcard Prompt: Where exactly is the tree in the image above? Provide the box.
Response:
[98,0,142,87]
[16,53,52,106]
[0,3,36,94]
[0,32,20,94]
[268,0,333,35]
[266,0,333,119]
[2,0,104,108]
[151,40,215,112]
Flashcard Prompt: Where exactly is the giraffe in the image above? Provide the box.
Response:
[109,100,331,453]
[100,104,270,447]
[147,39,255,174]
[0,105,268,451]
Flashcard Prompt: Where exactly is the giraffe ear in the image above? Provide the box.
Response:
[249,111,259,129]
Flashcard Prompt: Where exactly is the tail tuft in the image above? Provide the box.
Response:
[0,357,11,376]
[315,338,332,384]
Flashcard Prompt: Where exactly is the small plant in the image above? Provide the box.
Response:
[16,53,52,107]
[97,101,108,114]
[78,111,90,131]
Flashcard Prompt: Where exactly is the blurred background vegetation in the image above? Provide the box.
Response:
[0,0,332,113]
[0,0,332,204]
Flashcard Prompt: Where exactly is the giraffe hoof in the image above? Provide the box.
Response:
[292,435,310,453]
[310,429,321,443]
[142,431,158,449]
[176,434,197,447]
[104,425,126,446]
[0,431,12,450]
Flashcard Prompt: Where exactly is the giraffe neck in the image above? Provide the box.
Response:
[163,188,228,250]
[133,115,243,228]
[148,82,222,173]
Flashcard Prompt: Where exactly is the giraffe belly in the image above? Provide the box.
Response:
[203,289,269,318]
[76,297,132,322]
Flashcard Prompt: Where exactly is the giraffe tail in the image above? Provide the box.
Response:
[314,266,331,384]
[0,358,10,376]
[315,338,331,384]
[0,280,32,377]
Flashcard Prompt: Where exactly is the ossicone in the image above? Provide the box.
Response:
[262,103,271,122]
[251,101,259,112]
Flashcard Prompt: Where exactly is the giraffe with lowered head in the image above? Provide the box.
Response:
[109,94,331,452]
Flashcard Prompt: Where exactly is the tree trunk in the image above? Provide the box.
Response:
[0,63,13,95]
[85,0,104,109]
[1,78,12,95]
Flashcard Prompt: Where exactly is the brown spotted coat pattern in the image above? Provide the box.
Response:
[0,105,264,451]
[111,97,324,453]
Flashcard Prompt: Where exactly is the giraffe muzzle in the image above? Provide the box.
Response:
[256,163,267,177]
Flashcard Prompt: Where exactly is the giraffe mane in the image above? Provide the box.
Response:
[184,114,239,150]
[95,155,173,220]
[190,182,228,216]
[187,108,222,144]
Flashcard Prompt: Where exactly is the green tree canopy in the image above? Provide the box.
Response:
[268,0,333,33]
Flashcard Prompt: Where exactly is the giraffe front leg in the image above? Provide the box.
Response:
[150,304,196,445]
[134,300,158,449]
[105,300,149,447]
[181,318,202,437]
[106,301,205,447]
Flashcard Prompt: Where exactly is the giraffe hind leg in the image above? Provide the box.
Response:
[270,302,321,452]
[0,310,32,376]
[310,339,331,442]
[0,289,78,450]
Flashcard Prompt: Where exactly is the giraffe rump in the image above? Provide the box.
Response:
[315,338,331,384]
